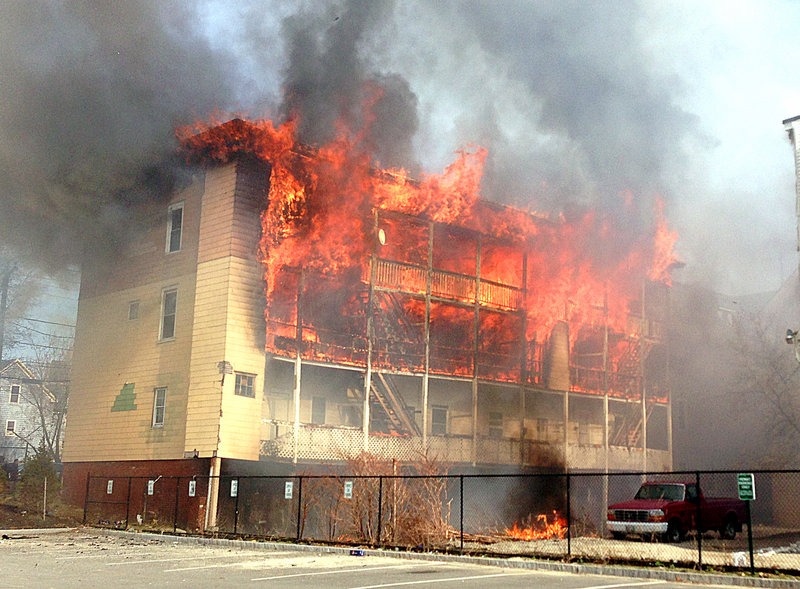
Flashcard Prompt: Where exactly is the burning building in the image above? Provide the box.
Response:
[61,118,675,519]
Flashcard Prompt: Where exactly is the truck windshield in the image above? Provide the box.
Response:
[634,484,684,501]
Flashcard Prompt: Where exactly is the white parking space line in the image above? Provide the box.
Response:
[164,552,295,572]
[349,571,529,588]
[251,562,438,581]
[580,582,667,589]
[106,553,249,566]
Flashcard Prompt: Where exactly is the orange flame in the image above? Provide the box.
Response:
[178,107,679,396]
[505,512,568,541]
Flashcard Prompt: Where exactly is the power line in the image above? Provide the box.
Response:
[11,341,72,352]
[19,317,76,328]
[11,323,74,339]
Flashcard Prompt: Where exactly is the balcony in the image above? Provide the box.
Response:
[373,259,522,312]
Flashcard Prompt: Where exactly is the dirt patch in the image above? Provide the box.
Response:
[0,501,83,530]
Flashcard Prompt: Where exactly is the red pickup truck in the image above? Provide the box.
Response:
[606,481,746,542]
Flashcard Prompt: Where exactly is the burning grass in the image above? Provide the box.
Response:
[505,511,568,541]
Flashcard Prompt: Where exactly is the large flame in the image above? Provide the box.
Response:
[178,112,678,396]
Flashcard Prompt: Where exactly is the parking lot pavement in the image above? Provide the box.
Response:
[0,528,790,589]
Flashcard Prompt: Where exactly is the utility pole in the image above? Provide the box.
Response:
[0,264,14,363]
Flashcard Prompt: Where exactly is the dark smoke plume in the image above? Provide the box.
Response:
[279,0,419,170]
[0,1,245,269]
[1,0,781,296]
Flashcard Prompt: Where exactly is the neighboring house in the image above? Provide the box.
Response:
[0,358,56,463]
[61,120,673,526]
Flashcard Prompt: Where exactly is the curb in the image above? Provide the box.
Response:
[0,527,79,536]
[97,529,800,588]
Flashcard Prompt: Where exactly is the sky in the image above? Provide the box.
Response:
[1,0,799,308]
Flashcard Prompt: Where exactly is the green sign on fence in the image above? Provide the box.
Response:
[737,473,756,501]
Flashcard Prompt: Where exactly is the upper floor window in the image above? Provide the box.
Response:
[311,396,326,424]
[431,405,447,436]
[234,372,255,398]
[5,420,15,436]
[159,287,178,341]
[9,385,20,403]
[128,300,140,321]
[488,411,503,439]
[152,387,166,427]
[166,202,184,253]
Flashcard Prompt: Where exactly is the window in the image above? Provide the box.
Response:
[431,405,447,436]
[152,387,166,427]
[234,373,255,398]
[159,287,177,340]
[5,421,15,436]
[166,202,184,253]
[9,385,20,403]
[311,396,326,424]
[128,301,140,321]
[488,411,503,439]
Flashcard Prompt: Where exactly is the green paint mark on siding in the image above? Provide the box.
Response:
[111,382,137,412]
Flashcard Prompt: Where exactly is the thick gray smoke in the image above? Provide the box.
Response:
[0,0,792,294]
[0,1,246,269]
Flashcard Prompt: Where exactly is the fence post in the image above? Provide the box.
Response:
[296,476,303,541]
[695,471,702,569]
[460,475,464,554]
[746,499,755,575]
[376,476,383,547]
[82,473,91,524]
[233,477,241,535]
[173,477,180,534]
[124,477,132,530]
[566,472,572,560]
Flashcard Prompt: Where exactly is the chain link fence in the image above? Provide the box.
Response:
[83,469,800,575]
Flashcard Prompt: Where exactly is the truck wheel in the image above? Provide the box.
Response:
[720,517,737,540]
[663,521,683,543]
[611,532,625,540]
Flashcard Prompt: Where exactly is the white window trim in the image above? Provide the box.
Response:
[152,387,166,428]
[166,201,184,254]
[234,372,256,398]
[9,385,20,403]
[5,420,15,436]
[159,286,178,342]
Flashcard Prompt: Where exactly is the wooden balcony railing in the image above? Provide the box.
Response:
[373,259,522,311]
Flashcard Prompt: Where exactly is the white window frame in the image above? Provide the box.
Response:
[128,300,140,321]
[159,287,178,341]
[166,202,184,253]
[152,387,166,427]
[5,420,15,436]
[9,385,20,403]
[234,372,256,398]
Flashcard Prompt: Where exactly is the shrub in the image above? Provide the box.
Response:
[17,448,60,510]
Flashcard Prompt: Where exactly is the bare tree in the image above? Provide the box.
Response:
[20,342,71,463]
[731,309,800,467]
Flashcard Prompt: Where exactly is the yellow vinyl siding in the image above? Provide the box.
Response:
[65,159,270,464]
[184,161,268,461]
[62,274,196,462]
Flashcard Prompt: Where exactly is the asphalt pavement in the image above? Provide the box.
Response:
[0,528,794,589]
